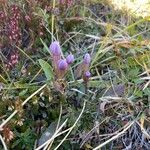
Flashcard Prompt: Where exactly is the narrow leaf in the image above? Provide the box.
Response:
[38,59,54,81]
[40,38,50,53]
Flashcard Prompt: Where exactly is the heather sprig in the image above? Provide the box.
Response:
[49,41,92,93]
[5,52,19,70]
[8,5,21,43]
[59,0,74,7]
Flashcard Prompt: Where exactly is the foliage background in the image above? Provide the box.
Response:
[0,0,150,149]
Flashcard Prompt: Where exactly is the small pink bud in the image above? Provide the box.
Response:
[12,60,16,65]
[25,15,31,22]
[39,32,43,36]
[11,55,16,60]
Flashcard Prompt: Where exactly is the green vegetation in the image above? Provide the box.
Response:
[0,0,150,149]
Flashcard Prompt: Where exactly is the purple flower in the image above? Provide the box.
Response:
[58,59,68,70]
[66,54,74,64]
[49,41,61,56]
[84,71,91,78]
[83,53,91,64]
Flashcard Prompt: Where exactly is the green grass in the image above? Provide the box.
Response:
[0,0,150,149]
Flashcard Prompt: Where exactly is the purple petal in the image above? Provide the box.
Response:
[84,71,91,78]
[83,53,91,64]
[49,41,61,56]
[66,54,74,64]
[58,59,68,70]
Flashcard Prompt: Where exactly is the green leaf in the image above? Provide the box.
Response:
[143,88,150,96]
[128,67,139,79]
[19,89,28,97]
[38,120,65,147]
[38,59,54,81]
[40,38,50,53]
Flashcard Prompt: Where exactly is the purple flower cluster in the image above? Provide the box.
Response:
[49,41,74,79]
[49,40,91,84]
[0,5,21,44]
[0,5,21,71]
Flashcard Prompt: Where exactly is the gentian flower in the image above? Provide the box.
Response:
[49,41,61,56]
[50,41,62,73]
[83,70,91,82]
[83,53,91,64]
[84,71,91,78]
[66,54,74,64]
[58,59,68,70]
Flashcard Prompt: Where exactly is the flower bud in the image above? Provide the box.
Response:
[84,71,91,78]
[58,59,68,70]
[83,53,91,64]
[66,54,74,64]
[49,41,61,56]
[25,15,31,22]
